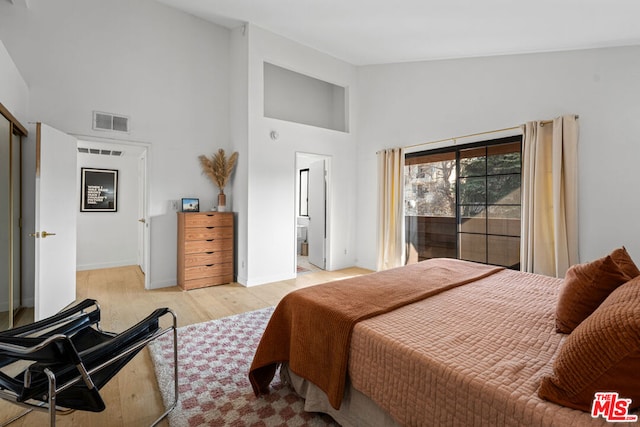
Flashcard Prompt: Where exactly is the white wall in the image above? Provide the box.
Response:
[236,24,358,286]
[0,41,28,122]
[356,46,640,270]
[76,152,139,271]
[0,0,231,289]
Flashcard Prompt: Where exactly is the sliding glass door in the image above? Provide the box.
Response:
[404,136,522,269]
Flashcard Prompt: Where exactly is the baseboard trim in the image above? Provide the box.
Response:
[76,260,138,271]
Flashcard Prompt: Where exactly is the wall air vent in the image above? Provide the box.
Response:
[93,111,130,133]
[77,147,124,157]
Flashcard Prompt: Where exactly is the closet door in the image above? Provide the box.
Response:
[0,114,10,330]
[0,105,27,331]
[11,128,21,319]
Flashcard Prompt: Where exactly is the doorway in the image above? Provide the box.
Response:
[295,152,331,274]
[76,138,150,289]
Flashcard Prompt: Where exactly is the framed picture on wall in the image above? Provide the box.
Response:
[80,168,118,212]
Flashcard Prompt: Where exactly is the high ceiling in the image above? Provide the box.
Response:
[155,0,640,65]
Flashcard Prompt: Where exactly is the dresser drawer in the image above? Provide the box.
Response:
[182,274,234,290]
[184,213,233,228]
[183,227,232,241]
[184,251,233,267]
[184,263,233,281]
[184,239,232,254]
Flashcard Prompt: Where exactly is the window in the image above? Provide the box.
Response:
[264,62,348,132]
[404,136,522,269]
[299,168,309,216]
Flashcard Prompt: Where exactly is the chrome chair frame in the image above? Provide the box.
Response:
[0,299,178,427]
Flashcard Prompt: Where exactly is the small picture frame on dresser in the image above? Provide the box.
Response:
[181,198,199,212]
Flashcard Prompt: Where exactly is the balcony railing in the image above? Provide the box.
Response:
[405,215,520,269]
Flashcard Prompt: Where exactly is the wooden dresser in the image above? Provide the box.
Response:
[177,212,234,290]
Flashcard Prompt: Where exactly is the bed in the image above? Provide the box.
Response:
[249,256,640,426]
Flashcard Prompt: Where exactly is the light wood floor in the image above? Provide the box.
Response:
[0,265,371,426]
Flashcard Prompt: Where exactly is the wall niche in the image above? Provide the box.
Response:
[264,62,348,132]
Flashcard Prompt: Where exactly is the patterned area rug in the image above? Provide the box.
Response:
[149,307,339,426]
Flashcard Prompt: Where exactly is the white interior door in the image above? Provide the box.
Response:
[307,160,326,269]
[34,123,77,320]
[137,151,148,278]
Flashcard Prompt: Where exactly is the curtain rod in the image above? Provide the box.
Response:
[540,114,579,126]
[398,114,579,152]
[402,124,522,151]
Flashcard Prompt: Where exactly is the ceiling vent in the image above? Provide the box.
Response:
[93,111,130,133]
[77,147,124,157]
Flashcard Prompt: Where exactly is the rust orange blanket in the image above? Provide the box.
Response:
[248,258,503,409]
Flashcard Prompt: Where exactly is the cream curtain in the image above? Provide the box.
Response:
[521,115,579,277]
[377,148,405,270]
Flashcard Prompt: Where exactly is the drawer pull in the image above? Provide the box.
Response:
[206,226,214,229]
[207,239,214,242]
[206,251,214,254]
[206,264,215,267]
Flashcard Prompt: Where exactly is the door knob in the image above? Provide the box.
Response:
[28,231,57,238]
[138,218,146,223]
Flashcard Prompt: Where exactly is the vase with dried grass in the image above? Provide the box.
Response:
[198,149,238,212]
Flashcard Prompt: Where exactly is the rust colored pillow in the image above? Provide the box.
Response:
[611,246,640,278]
[555,252,633,333]
[539,277,640,411]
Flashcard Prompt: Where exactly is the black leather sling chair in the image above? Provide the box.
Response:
[0,299,178,426]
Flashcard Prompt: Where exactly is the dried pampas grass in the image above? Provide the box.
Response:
[198,149,238,194]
